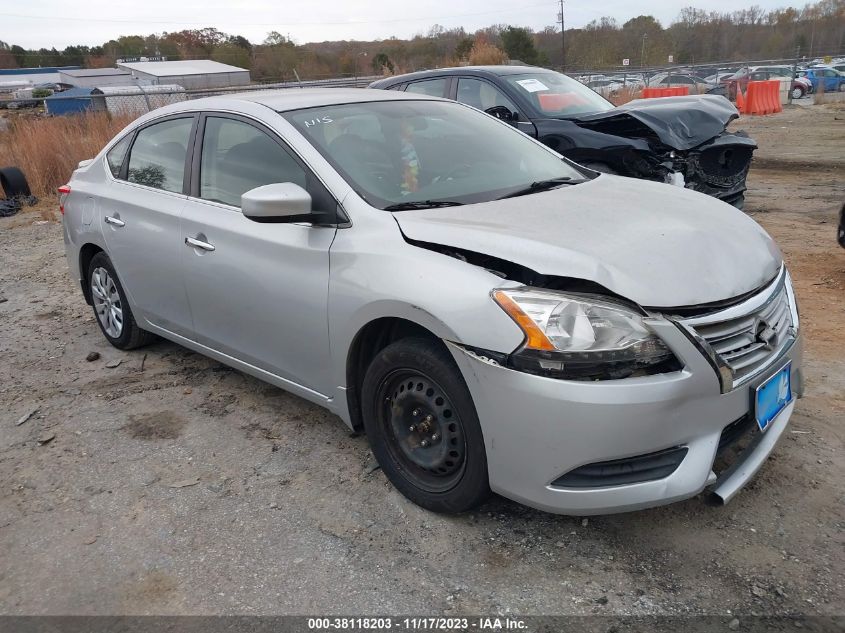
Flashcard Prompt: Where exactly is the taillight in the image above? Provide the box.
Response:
[58,184,71,215]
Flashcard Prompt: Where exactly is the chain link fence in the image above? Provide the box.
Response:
[2,52,844,117]
[565,53,845,106]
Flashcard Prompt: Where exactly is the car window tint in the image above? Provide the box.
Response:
[404,78,447,97]
[106,134,132,178]
[456,78,518,113]
[126,118,193,193]
[199,117,307,208]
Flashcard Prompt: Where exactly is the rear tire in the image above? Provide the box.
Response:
[361,337,490,513]
[87,252,156,350]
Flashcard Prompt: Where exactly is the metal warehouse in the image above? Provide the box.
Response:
[58,68,136,88]
[115,60,251,90]
[0,66,81,91]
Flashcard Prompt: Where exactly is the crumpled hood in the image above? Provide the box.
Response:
[571,94,740,151]
[394,176,782,308]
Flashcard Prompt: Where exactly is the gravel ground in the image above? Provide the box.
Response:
[0,103,843,617]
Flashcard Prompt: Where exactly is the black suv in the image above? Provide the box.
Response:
[370,66,756,208]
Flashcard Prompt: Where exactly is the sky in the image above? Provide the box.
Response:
[2,0,799,50]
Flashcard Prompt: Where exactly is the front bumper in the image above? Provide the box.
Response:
[447,322,803,515]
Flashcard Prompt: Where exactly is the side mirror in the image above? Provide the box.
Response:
[485,105,517,124]
[242,183,312,222]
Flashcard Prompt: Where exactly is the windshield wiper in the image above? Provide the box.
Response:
[383,200,465,211]
[496,176,582,200]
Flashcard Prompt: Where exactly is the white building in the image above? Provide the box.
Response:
[116,60,250,90]
[58,68,136,88]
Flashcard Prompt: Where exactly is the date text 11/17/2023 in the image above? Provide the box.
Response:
[306,617,528,630]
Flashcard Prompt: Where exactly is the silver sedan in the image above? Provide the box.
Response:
[61,89,802,514]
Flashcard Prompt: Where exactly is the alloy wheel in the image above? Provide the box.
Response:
[91,266,123,338]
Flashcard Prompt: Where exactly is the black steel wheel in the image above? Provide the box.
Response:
[361,337,490,513]
[377,369,467,493]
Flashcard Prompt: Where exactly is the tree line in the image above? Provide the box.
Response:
[0,1,842,82]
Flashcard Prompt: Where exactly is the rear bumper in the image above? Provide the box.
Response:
[447,324,803,515]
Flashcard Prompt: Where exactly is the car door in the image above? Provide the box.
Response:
[180,113,337,395]
[453,77,537,137]
[100,114,196,336]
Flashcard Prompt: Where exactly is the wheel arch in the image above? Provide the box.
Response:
[78,243,105,305]
[345,316,446,432]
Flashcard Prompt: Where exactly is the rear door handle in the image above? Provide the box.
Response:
[104,216,125,227]
[185,236,215,252]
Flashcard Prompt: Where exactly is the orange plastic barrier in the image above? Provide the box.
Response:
[736,86,746,111]
[641,86,691,99]
[741,80,782,115]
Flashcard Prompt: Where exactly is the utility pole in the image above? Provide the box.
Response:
[558,0,565,72]
[640,33,648,68]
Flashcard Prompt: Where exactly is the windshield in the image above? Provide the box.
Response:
[284,100,586,209]
[504,71,614,117]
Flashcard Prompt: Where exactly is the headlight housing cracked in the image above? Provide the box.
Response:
[492,288,679,379]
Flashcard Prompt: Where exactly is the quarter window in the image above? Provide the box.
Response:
[126,118,193,193]
[106,134,132,178]
[199,117,307,207]
[404,78,447,97]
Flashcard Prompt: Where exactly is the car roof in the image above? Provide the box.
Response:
[162,87,444,114]
[369,65,552,87]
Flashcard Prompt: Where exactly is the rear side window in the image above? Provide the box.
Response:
[405,78,447,97]
[199,117,307,207]
[106,134,132,178]
[126,118,194,193]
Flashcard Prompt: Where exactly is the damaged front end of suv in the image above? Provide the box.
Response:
[541,95,756,208]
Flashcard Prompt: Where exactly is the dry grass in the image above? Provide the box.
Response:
[609,86,643,106]
[0,112,134,199]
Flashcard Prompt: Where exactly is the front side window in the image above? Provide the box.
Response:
[199,117,306,207]
[126,118,193,193]
[106,134,132,178]
[404,78,447,97]
[285,100,585,209]
[456,78,518,113]
[504,71,613,116]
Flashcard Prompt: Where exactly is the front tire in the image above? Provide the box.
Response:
[791,86,805,99]
[361,338,490,513]
[88,252,156,350]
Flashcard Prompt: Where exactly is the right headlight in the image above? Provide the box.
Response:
[492,288,677,379]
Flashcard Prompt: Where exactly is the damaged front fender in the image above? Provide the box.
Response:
[558,95,756,207]
[572,94,741,151]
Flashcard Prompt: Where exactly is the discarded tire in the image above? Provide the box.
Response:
[0,167,37,218]
[0,199,21,217]
[0,166,32,199]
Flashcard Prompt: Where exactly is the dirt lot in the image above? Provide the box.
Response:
[1,103,843,618]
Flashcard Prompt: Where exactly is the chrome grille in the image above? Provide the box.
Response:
[681,268,796,388]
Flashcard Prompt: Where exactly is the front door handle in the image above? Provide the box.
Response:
[185,236,215,252]
[104,216,125,227]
